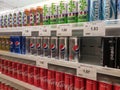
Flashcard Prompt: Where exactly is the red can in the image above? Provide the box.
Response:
[64,73,74,90]
[8,86,13,90]
[3,60,7,74]
[40,68,48,90]
[28,65,34,84]
[0,82,1,89]
[4,84,9,90]
[86,79,97,90]
[55,71,64,90]
[99,81,112,90]
[7,61,12,77]
[22,64,28,82]
[1,83,5,90]
[12,62,18,78]
[0,58,1,72]
[1,59,5,73]
[17,63,22,80]
[34,66,40,87]
[48,70,55,90]
[114,84,120,90]
[74,76,85,90]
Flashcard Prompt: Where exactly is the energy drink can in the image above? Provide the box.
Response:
[36,37,43,56]
[55,71,64,90]
[67,0,78,23]
[102,0,117,20]
[43,5,50,25]
[17,11,23,27]
[50,3,58,24]
[42,37,51,57]
[50,37,59,59]
[86,79,97,90]
[4,14,8,27]
[99,81,112,90]
[47,70,56,90]
[29,8,36,26]
[8,13,13,27]
[59,37,69,61]
[69,37,80,62]
[13,13,17,27]
[89,0,102,21]
[74,76,85,90]
[30,37,37,55]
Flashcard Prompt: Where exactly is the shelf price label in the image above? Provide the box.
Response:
[84,21,105,36]
[57,24,72,36]
[36,59,48,69]
[39,26,51,36]
[77,65,97,80]
[22,27,31,36]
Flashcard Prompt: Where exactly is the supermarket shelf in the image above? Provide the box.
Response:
[1,51,120,80]
[0,73,42,90]
[0,51,37,62]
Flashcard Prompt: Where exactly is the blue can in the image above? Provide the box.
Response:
[89,0,102,21]
[102,0,117,20]
[14,36,22,54]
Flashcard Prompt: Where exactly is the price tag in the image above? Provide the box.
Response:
[39,26,51,36]
[84,21,105,36]
[57,24,72,36]
[77,64,97,80]
[36,59,48,69]
[22,27,31,36]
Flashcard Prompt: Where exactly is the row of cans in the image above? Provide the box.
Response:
[8,36,120,68]
[0,82,18,90]
[0,58,120,90]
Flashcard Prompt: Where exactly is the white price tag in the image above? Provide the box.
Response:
[22,27,31,36]
[39,26,51,36]
[57,24,72,36]
[36,59,48,69]
[84,21,105,36]
[77,65,97,80]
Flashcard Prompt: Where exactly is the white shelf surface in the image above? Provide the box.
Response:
[0,73,42,90]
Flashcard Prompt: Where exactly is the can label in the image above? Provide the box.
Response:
[17,12,23,26]
[50,37,59,59]
[28,65,34,84]
[30,13,35,26]
[13,13,17,27]
[17,63,22,80]
[8,13,13,27]
[30,37,37,55]
[42,37,51,57]
[59,37,69,60]
[55,72,64,90]
[69,37,80,62]
[34,67,40,87]
[22,64,28,82]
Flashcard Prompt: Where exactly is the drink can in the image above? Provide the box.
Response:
[64,73,74,90]
[13,13,17,27]
[99,81,112,90]
[48,70,56,90]
[5,36,10,51]
[40,68,48,90]
[50,37,59,59]
[34,66,40,87]
[55,71,64,90]
[8,60,12,76]
[42,37,51,57]
[86,79,97,90]
[12,62,18,78]
[59,37,69,61]
[10,36,15,53]
[22,64,28,82]
[69,37,80,62]
[28,65,34,84]
[26,37,30,54]
[30,37,37,55]
[74,76,85,90]
[4,14,8,27]
[17,63,22,80]
[8,13,13,27]
[36,37,43,56]
[114,84,120,90]
[17,11,23,27]
[1,59,5,74]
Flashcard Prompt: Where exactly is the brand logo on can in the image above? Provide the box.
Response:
[43,43,48,49]
[72,45,79,53]
[15,41,20,46]
[60,44,65,52]
[36,43,41,49]
[51,44,56,51]
[30,43,35,48]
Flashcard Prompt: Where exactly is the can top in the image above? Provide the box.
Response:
[24,9,30,15]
